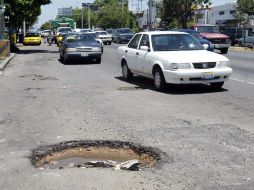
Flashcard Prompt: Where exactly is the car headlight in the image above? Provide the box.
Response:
[164,63,191,70]
[226,39,231,44]
[218,61,230,68]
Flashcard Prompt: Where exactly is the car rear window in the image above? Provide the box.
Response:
[26,33,40,37]
[66,34,96,42]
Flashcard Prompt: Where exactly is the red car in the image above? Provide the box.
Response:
[192,24,231,54]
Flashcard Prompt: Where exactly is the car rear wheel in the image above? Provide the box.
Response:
[239,41,243,47]
[108,42,111,45]
[210,82,224,89]
[220,48,228,54]
[154,68,166,91]
[122,61,133,80]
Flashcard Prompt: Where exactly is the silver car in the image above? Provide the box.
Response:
[239,33,254,48]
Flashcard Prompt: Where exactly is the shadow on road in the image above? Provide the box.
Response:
[58,59,101,65]
[18,49,59,54]
[115,76,228,95]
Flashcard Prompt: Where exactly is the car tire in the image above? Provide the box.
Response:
[210,82,224,89]
[122,61,133,80]
[60,53,64,61]
[95,57,101,64]
[154,68,166,91]
[220,48,228,54]
[239,41,243,47]
[63,54,69,64]
[108,42,111,45]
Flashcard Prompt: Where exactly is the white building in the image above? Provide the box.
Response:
[209,3,238,26]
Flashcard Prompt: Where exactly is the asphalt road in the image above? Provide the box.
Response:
[0,43,254,190]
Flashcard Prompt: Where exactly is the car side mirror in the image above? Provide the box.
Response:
[140,46,150,52]
[202,44,209,50]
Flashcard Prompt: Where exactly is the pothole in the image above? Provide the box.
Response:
[31,140,165,171]
[19,74,58,81]
[118,86,145,91]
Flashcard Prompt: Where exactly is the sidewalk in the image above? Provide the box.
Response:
[0,53,15,71]
[229,46,254,52]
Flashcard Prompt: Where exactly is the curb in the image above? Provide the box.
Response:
[0,53,16,71]
[229,46,254,52]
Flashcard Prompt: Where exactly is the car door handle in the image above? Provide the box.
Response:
[125,50,128,53]
[136,52,139,55]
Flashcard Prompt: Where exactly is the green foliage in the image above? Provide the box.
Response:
[5,0,51,31]
[96,0,137,29]
[160,0,211,28]
[237,0,254,15]
[40,22,52,30]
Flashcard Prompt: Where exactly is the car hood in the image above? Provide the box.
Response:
[200,33,229,39]
[154,50,228,63]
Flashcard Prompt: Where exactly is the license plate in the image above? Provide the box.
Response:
[81,52,88,57]
[201,72,214,79]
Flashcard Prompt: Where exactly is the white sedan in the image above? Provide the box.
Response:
[117,31,233,91]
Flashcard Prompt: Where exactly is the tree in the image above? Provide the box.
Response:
[161,0,211,29]
[237,0,254,15]
[4,0,51,51]
[97,0,136,29]
[40,21,52,31]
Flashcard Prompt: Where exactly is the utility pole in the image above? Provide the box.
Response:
[82,3,92,29]
[81,8,83,29]
[0,0,5,39]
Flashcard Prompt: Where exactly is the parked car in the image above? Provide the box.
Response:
[59,32,103,64]
[117,31,232,91]
[23,32,41,46]
[171,29,214,52]
[106,29,114,38]
[219,27,247,46]
[113,28,134,44]
[238,32,254,48]
[95,31,112,45]
[192,24,231,54]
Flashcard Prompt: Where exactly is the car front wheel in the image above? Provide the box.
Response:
[122,61,133,80]
[154,68,166,91]
[220,48,228,54]
[210,82,224,89]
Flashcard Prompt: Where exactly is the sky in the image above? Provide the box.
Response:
[36,0,234,28]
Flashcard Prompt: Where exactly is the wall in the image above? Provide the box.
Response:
[0,40,10,58]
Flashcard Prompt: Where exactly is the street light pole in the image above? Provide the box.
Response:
[88,6,90,29]
[81,8,83,29]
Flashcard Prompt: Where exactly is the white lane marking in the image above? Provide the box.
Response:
[230,78,254,85]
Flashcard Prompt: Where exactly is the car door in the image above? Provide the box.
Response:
[136,34,151,74]
[125,34,142,72]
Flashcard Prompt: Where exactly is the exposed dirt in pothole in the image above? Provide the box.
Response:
[31,140,166,170]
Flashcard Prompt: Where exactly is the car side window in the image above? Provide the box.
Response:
[128,34,142,49]
[139,34,150,49]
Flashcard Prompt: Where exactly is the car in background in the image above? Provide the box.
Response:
[95,31,112,45]
[23,32,41,46]
[113,28,134,44]
[41,30,52,38]
[117,31,232,91]
[59,32,103,64]
[238,32,254,48]
[80,29,92,33]
[55,27,72,45]
[106,29,114,38]
[219,27,247,46]
[172,29,214,52]
[192,24,231,54]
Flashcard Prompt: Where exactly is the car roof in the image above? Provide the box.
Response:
[173,29,199,33]
[137,31,188,35]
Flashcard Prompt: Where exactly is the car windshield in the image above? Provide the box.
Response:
[119,29,133,34]
[58,28,72,33]
[152,34,203,51]
[66,34,96,43]
[96,32,107,35]
[196,26,220,33]
[26,33,39,37]
[190,32,203,40]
